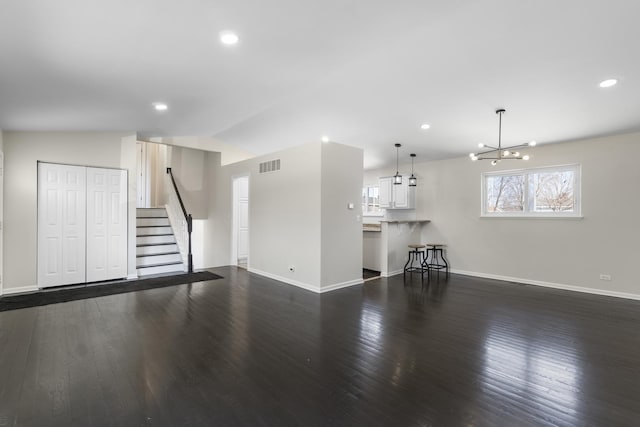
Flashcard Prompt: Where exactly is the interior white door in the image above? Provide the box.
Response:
[38,163,86,287]
[135,141,146,208]
[86,167,128,282]
[237,176,249,261]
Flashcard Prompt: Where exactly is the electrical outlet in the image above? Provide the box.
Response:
[599,274,611,281]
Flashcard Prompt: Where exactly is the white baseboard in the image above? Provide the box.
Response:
[451,269,640,301]
[247,269,362,294]
[249,268,321,293]
[1,285,39,296]
[127,273,138,280]
[382,269,403,278]
[320,278,363,293]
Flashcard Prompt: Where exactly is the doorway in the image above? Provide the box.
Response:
[231,176,249,269]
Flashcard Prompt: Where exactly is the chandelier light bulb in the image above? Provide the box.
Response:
[469,109,536,162]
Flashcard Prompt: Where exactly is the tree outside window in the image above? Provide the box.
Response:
[482,165,580,217]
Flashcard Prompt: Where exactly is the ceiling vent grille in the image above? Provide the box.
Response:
[259,159,281,174]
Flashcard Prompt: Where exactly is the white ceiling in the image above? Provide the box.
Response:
[1,0,639,169]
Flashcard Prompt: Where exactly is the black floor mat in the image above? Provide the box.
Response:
[0,271,222,312]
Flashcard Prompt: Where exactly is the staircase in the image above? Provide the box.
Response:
[136,208,184,276]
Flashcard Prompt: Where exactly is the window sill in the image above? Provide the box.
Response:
[480,215,584,220]
[363,213,385,218]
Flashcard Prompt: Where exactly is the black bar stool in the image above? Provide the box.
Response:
[404,244,428,282]
[423,243,449,277]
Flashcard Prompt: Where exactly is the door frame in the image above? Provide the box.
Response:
[230,174,250,267]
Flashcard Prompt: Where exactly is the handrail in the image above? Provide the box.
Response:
[166,167,193,272]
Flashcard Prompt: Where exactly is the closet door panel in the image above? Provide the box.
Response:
[86,168,108,281]
[38,163,86,287]
[87,167,127,282]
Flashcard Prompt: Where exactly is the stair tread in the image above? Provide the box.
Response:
[136,242,177,247]
[136,225,171,228]
[136,233,174,237]
[136,252,180,258]
[136,216,169,218]
[137,261,183,268]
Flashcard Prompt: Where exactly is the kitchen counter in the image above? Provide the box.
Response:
[363,220,431,275]
[363,224,382,232]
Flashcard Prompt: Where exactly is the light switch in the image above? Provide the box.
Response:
[347,203,355,210]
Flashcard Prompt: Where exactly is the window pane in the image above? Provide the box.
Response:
[363,185,381,214]
[529,170,575,212]
[486,175,524,212]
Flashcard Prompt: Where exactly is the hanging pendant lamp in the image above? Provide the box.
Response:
[409,153,417,186]
[469,109,536,165]
[393,143,402,185]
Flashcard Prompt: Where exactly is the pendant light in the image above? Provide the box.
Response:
[469,109,535,164]
[393,143,402,185]
[409,153,417,186]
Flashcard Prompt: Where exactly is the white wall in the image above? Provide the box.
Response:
[150,136,255,165]
[0,131,3,294]
[2,131,137,292]
[320,142,363,290]
[205,141,364,293]
[167,145,210,219]
[366,132,640,299]
[208,143,323,290]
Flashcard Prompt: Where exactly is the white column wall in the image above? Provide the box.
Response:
[320,142,363,290]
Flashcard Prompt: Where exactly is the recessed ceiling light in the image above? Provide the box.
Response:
[420,124,431,130]
[321,135,330,143]
[153,102,168,111]
[599,78,618,88]
[220,31,239,45]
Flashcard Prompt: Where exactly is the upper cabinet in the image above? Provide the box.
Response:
[379,176,415,209]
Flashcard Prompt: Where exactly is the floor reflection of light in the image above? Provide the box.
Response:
[482,318,582,423]
[359,305,384,344]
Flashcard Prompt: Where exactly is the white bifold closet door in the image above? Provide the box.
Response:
[38,163,127,288]
[86,167,127,282]
[38,163,87,287]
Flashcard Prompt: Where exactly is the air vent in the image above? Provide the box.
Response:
[259,159,281,174]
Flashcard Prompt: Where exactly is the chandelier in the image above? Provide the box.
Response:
[469,109,536,165]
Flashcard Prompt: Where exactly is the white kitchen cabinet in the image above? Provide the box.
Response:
[379,177,393,208]
[378,176,415,209]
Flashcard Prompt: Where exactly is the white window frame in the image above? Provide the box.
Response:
[362,184,384,217]
[481,164,582,218]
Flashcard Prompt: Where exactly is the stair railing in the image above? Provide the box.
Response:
[165,168,193,273]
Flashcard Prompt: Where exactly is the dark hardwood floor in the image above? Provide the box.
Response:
[1,267,639,426]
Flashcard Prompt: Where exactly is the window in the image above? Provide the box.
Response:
[362,185,382,215]
[482,165,581,217]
